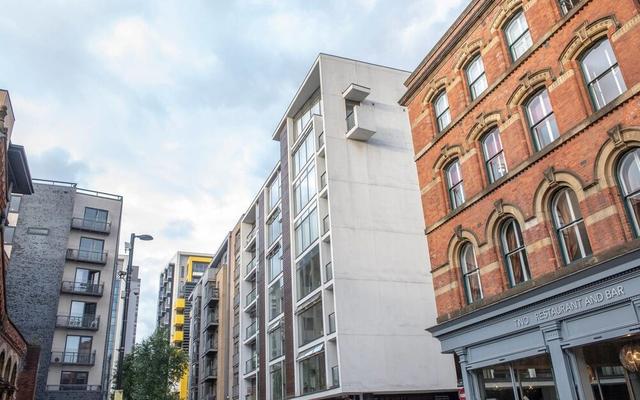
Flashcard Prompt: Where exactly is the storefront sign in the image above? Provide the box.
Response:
[513,284,625,328]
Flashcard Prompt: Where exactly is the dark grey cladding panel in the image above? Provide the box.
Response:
[6,183,75,400]
[46,390,103,400]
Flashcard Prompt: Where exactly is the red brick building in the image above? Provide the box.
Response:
[400,0,640,399]
[0,90,37,400]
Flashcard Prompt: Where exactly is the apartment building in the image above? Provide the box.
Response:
[187,239,230,400]
[5,179,123,399]
[155,251,214,400]
[0,89,37,400]
[228,54,457,400]
[400,0,640,399]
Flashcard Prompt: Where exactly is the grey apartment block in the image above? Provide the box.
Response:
[5,180,123,400]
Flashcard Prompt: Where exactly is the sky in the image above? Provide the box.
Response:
[0,0,467,342]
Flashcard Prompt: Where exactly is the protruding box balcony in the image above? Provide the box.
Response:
[56,315,100,331]
[204,336,218,354]
[245,356,257,374]
[46,385,102,392]
[245,258,257,281]
[205,286,220,306]
[172,330,184,344]
[61,281,104,297]
[343,83,371,103]
[175,298,185,311]
[245,226,257,250]
[244,288,257,311]
[66,249,107,265]
[204,363,218,381]
[245,321,257,342]
[71,217,111,234]
[205,312,219,330]
[50,351,96,366]
[345,103,376,141]
[173,314,185,327]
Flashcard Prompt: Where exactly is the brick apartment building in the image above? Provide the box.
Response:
[400,0,640,399]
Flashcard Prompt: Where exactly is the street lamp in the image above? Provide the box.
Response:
[115,233,153,393]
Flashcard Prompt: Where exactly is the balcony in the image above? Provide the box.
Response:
[65,249,107,265]
[71,217,111,234]
[204,363,217,381]
[330,365,340,388]
[173,314,185,327]
[46,385,101,392]
[204,337,218,354]
[344,103,376,141]
[50,351,96,366]
[172,330,184,344]
[328,313,336,335]
[205,286,220,305]
[245,226,257,249]
[245,321,257,340]
[205,312,219,330]
[60,281,103,297]
[322,215,331,242]
[324,262,333,283]
[245,258,257,280]
[175,298,185,311]
[56,315,100,331]
[245,356,257,374]
[245,288,257,309]
[320,171,328,198]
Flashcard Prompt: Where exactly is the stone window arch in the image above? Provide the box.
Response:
[617,148,640,237]
[447,227,484,305]
[559,16,619,67]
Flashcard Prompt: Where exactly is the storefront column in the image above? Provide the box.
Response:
[542,322,577,400]
[455,349,477,400]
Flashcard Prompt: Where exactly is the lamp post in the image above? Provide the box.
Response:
[115,233,153,393]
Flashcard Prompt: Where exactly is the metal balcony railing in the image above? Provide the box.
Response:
[320,171,327,190]
[324,262,333,283]
[46,384,101,392]
[60,281,103,296]
[66,249,108,264]
[50,351,96,366]
[245,258,257,277]
[245,356,257,374]
[56,315,100,330]
[206,312,219,327]
[206,287,220,304]
[323,215,330,235]
[245,226,257,246]
[205,336,218,352]
[204,363,217,379]
[318,132,325,149]
[71,217,111,234]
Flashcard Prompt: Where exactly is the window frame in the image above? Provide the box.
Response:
[481,128,508,183]
[579,38,626,111]
[503,10,533,61]
[525,88,560,151]
[550,188,592,264]
[465,54,488,101]
[617,148,640,237]
[459,242,483,304]
[433,90,451,132]
[500,218,531,287]
[446,159,465,210]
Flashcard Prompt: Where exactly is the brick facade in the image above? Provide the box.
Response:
[401,0,640,321]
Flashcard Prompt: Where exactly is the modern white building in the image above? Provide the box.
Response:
[233,54,457,400]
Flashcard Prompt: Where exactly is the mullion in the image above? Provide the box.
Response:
[587,63,619,86]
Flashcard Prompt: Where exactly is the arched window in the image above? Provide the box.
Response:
[580,39,626,110]
[551,188,592,263]
[504,11,533,61]
[526,89,559,150]
[466,55,488,100]
[434,90,451,132]
[446,160,465,210]
[500,218,530,286]
[481,128,507,183]
[618,148,640,235]
[460,242,483,304]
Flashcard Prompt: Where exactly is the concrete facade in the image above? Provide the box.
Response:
[6,180,123,400]
[400,0,640,399]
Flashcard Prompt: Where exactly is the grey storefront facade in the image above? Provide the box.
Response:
[430,247,640,400]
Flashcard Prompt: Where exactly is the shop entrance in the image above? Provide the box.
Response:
[476,354,557,400]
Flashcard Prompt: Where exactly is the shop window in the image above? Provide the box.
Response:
[500,218,530,286]
[618,148,640,236]
[580,39,626,111]
[526,89,560,151]
[551,188,592,264]
[481,128,508,183]
[477,354,557,399]
[460,242,483,304]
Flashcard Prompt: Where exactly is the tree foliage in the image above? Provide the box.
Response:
[122,327,188,400]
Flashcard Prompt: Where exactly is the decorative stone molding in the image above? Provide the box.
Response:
[466,111,503,143]
[491,0,524,33]
[612,14,640,42]
[559,16,620,66]
[433,144,466,172]
[494,199,505,216]
[422,76,450,105]
[454,39,485,71]
[543,166,557,186]
[507,69,554,107]
[594,125,640,188]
